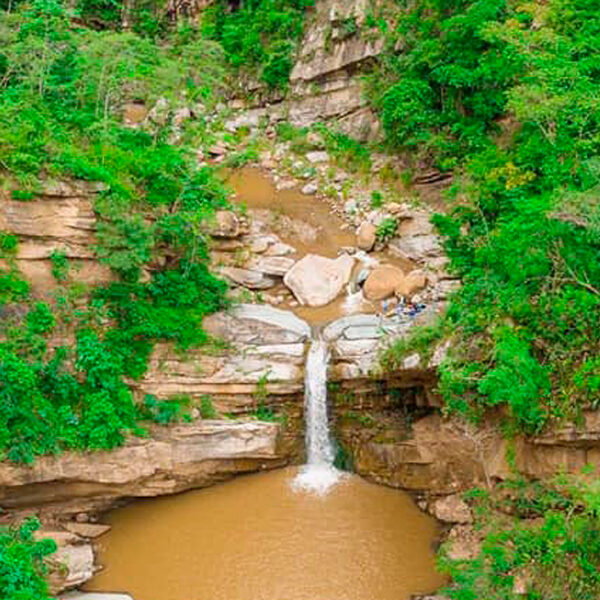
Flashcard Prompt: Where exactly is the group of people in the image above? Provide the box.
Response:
[379,297,426,324]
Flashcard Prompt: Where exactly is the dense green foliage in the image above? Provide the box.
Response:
[378,0,600,433]
[0,0,229,462]
[0,518,56,600]
[201,0,313,88]
[441,476,600,599]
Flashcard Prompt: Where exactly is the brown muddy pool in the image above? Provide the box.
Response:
[86,467,445,600]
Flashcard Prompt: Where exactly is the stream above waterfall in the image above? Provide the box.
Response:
[85,467,445,600]
[226,167,414,326]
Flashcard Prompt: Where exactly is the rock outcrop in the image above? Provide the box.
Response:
[44,530,95,592]
[283,1,384,139]
[231,0,385,140]
[139,304,309,411]
[0,181,110,292]
[336,405,600,498]
[324,312,440,386]
[0,421,285,512]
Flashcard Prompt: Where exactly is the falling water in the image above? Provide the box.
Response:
[293,338,341,494]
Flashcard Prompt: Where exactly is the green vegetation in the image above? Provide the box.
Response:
[372,6,600,593]
[200,394,218,419]
[375,216,398,243]
[314,123,372,173]
[139,393,192,424]
[0,517,56,600]
[441,476,600,600]
[378,0,600,434]
[370,190,384,208]
[250,371,284,422]
[0,0,230,463]
[201,0,314,89]
[1,1,599,598]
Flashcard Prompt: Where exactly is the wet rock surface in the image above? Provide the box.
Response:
[140,304,310,410]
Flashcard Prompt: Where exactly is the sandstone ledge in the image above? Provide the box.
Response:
[0,421,286,512]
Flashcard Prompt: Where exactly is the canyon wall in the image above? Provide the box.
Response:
[234,0,385,141]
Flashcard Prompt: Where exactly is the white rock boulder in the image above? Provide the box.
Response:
[284,253,354,307]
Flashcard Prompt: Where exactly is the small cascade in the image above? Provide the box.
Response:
[293,338,342,494]
[342,249,380,315]
[342,288,364,314]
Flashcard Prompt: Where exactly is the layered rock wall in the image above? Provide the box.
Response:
[335,405,600,497]
[236,0,385,140]
[0,421,284,512]
[0,181,110,293]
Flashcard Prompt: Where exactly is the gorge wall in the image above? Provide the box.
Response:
[231,0,384,141]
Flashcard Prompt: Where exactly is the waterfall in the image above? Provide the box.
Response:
[293,339,341,494]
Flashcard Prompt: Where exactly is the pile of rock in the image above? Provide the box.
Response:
[209,206,459,311]
[210,209,361,308]
[208,209,299,297]
[350,205,460,304]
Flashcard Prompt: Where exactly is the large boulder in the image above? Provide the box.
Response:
[395,270,428,299]
[363,265,405,300]
[389,234,442,262]
[356,222,376,251]
[248,256,296,277]
[284,253,354,307]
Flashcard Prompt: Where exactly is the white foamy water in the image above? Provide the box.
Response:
[293,339,342,494]
[342,288,364,314]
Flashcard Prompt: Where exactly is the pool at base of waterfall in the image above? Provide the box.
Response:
[292,462,343,495]
[85,467,446,600]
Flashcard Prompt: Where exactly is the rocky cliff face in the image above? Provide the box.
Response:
[335,401,600,498]
[236,0,384,141]
[0,421,284,512]
[284,0,383,140]
[0,181,111,293]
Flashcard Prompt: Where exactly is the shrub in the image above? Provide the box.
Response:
[0,518,56,600]
[200,394,217,419]
[440,477,600,600]
[376,217,398,242]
